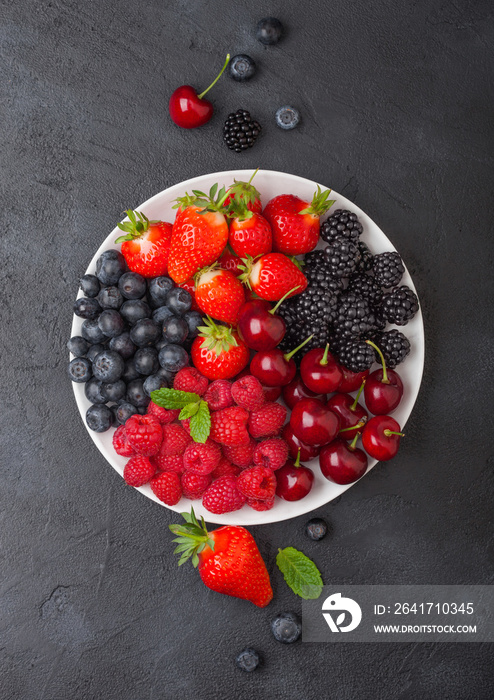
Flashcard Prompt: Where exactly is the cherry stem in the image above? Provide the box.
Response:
[284,334,314,361]
[198,54,231,100]
[365,339,388,383]
[339,418,367,434]
[384,430,405,437]
[247,168,259,185]
[349,433,360,451]
[270,286,301,315]
[351,380,366,411]
[294,449,301,467]
[320,343,330,367]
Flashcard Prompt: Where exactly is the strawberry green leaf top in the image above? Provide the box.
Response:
[115,209,159,243]
[298,186,336,217]
[276,546,323,599]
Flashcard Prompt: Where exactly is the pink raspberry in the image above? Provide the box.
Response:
[211,457,241,480]
[181,471,212,499]
[173,367,209,396]
[209,406,250,446]
[156,453,184,474]
[123,455,156,487]
[183,439,222,475]
[231,375,266,411]
[202,476,246,514]
[248,402,287,439]
[253,437,289,470]
[112,424,134,457]
[223,437,257,468]
[203,379,234,411]
[159,423,191,456]
[147,401,180,425]
[246,495,275,512]
[150,471,182,505]
[125,415,163,456]
[236,466,277,500]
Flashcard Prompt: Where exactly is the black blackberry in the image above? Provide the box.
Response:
[373,252,405,288]
[223,109,261,152]
[372,329,411,368]
[370,304,387,332]
[303,250,345,294]
[320,210,363,246]
[337,337,375,373]
[381,285,419,325]
[334,292,375,339]
[323,236,360,278]
[347,273,383,306]
[285,286,338,326]
[356,241,374,272]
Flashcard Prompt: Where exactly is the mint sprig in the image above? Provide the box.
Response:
[151,388,211,443]
[276,547,323,600]
[190,400,211,443]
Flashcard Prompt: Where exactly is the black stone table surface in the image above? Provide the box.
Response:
[1,1,493,698]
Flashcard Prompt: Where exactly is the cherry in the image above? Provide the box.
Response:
[250,335,313,387]
[290,398,340,446]
[364,340,403,415]
[282,424,321,462]
[319,434,368,485]
[276,450,314,501]
[361,415,404,461]
[169,54,230,129]
[327,381,368,440]
[337,366,370,393]
[237,286,299,351]
[282,374,327,410]
[300,344,342,394]
[263,384,282,402]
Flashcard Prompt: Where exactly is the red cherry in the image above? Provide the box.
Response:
[319,435,368,485]
[282,424,321,461]
[290,398,340,446]
[250,334,313,387]
[237,299,286,351]
[276,450,314,501]
[300,344,342,394]
[362,416,404,461]
[169,55,230,129]
[327,381,368,440]
[364,340,403,414]
[337,366,370,393]
[282,375,327,410]
[263,384,282,402]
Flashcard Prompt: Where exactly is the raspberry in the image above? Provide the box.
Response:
[211,457,241,479]
[248,403,287,439]
[183,439,222,475]
[263,385,282,403]
[210,406,250,446]
[147,401,180,425]
[181,471,212,499]
[159,423,191,456]
[156,453,184,474]
[253,437,289,470]
[123,455,156,487]
[231,375,266,411]
[223,437,257,468]
[150,471,182,505]
[173,367,209,396]
[202,476,246,514]
[246,496,275,512]
[203,379,234,411]
[125,415,163,456]
[236,466,276,500]
[112,424,134,457]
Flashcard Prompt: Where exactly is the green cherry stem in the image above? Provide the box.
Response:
[197,54,230,100]
[320,343,330,367]
[270,286,301,314]
[284,335,314,362]
[351,380,366,410]
[339,418,367,434]
[247,168,259,185]
[365,339,388,383]
[384,430,405,437]
[294,449,301,467]
[348,433,360,451]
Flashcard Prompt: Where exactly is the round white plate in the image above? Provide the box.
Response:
[71,169,424,526]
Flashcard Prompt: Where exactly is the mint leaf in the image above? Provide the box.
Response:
[190,400,211,443]
[151,388,200,409]
[276,547,323,600]
[179,403,200,420]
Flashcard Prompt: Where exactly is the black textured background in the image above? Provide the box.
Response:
[1,1,493,698]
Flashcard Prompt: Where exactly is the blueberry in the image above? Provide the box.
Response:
[275,105,300,130]
[130,319,161,347]
[143,373,168,397]
[148,276,174,308]
[163,315,189,344]
[98,310,125,338]
[115,401,139,424]
[154,338,169,353]
[68,357,92,383]
[81,319,106,344]
[97,286,123,310]
[271,612,302,644]
[86,404,114,432]
[79,274,100,298]
[101,379,127,402]
[152,305,174,325]
[84,377,106,404]
[159,344,189,373]
[109,332,136,359]
[183,311,204,339]
[126,379,150,408]
[230,54,256,81]
[305,518,328,541]
[118,272,147,300]
[166,287,192,315]
[122,358,141,383]
[95,250,127,285]
[134,347,160,376]
[256,17,283,45]
[92,349,125,382]
[235,648,260,672]
[67,336,89,357]
[120,299,151,325]
[86,343,106,363]
[73,297,101,320]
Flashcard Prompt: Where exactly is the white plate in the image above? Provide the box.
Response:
[71,169,424,526]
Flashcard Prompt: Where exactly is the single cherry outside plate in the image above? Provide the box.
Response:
[71,170,425,526]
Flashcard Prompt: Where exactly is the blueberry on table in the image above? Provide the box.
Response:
[109,332,136,360]
[158,344,189,373]
[84,377,106,404]
[79,274,100,298]
[162,316,189,344]
[184,311,204,339]
[130,318,161,347]
[134,347,160,376]
[73,297,101,320]
[120,299,151,325]
[126,379,150,408]
[86,404,114,432]
[148,276,174,308]
[95,250,127,286]
[97,285,123,310]
[67,336,89,357]
[166,287,192,315]
[235,648,260,672]
[275,106,300,130]
[98,309,125,338]
[229,54,256,81]
[305,518,328,541]
[68,357,92,383]
[92,349,125,383]
[100,379,127,403]
[81,319,106,344]
[118,272,147,300]
[115,401,138,424]
[86,343,106,363]
[256,17,284,45]
[271,612,302,643]
[143,373,168,397]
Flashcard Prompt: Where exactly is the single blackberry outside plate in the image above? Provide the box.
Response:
[337,337,375,373]
[334,292,375,339]
[381,285,419,325]
[373,251,405,288]
[223,110,261,152]
[372,329,411,368]
[320,210,363,246]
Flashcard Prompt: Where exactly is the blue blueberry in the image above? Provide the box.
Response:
[163,315,189,344]
[115,401,139,424]
[159,344,189,373]
[305,518,328,541]
[97,286,123,310]
[95,250,127,285]
[79,274,100,298]
[81,319,106,344]
[154,338,169,353]
[184,311,204,339]
[67,336,89,357]
[126,379,150,408]
[148,276,174,308]
[143,373,168,397]
[134,347,160,376]
[68,357,92,383]
[92,349,125,382]
[230,54,256,81]
[118,272,147,300]
[166,287,192,315]
[98,310,125,338]
[109,332,136,359]
[101,379,127,402]
[235,648,260,672]
[84,377,106,404]
[73,297,101,320]
[122,358,141,383]
[275,105,300,130]
[271,612,302,644]
[256,17,283,45]
[86,343,106,363]
[130,319,161,347]
[152,305,174,325]
[86,403,114,432]
[120,299,151,325]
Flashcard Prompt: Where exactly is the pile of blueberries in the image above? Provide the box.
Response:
[68,250,202,432]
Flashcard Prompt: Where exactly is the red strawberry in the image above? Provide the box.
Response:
[170,508,272,607]
[223,174,263,215]
[229,212,272,258]
[263,187,335,255]
[241,253,307,302]
[191,319,249,380]
[248,403,287,439]
[202,476,246,514]
[115,210,173,278]
[210,406,250,446]
[178,278,201,311]
[150,471,182,505]
[195,268,245,325]
[219,249,243,277]
[173,367,209,396]
[123,455,156,487]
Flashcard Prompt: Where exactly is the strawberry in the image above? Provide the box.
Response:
[195,268,245,325]
[229,211,272,258]
[263,187,335,255]
[178,278,201,311]
[219,249,243,277]
[191,318,249,380]
[115,210,173,278]
[240,253,307,302]
[223,172,263,216]
[170,509,272,606]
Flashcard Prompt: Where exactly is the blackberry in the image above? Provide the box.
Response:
[337,338,375,373]
[356,241,374,272]
[347,273,383,306]
[323,236,360,278]
[285,286,337,326]
[223,110,261,152]
[320,210,363,246]
[373,252,405,288]
[381,285,419,325]
[372,329,411,368]
[334,292,375,339]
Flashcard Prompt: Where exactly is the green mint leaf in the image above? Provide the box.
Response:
[190,400,211,444]
[150,388,200,410]
[276,547,323,600]
[179,402,200,420]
